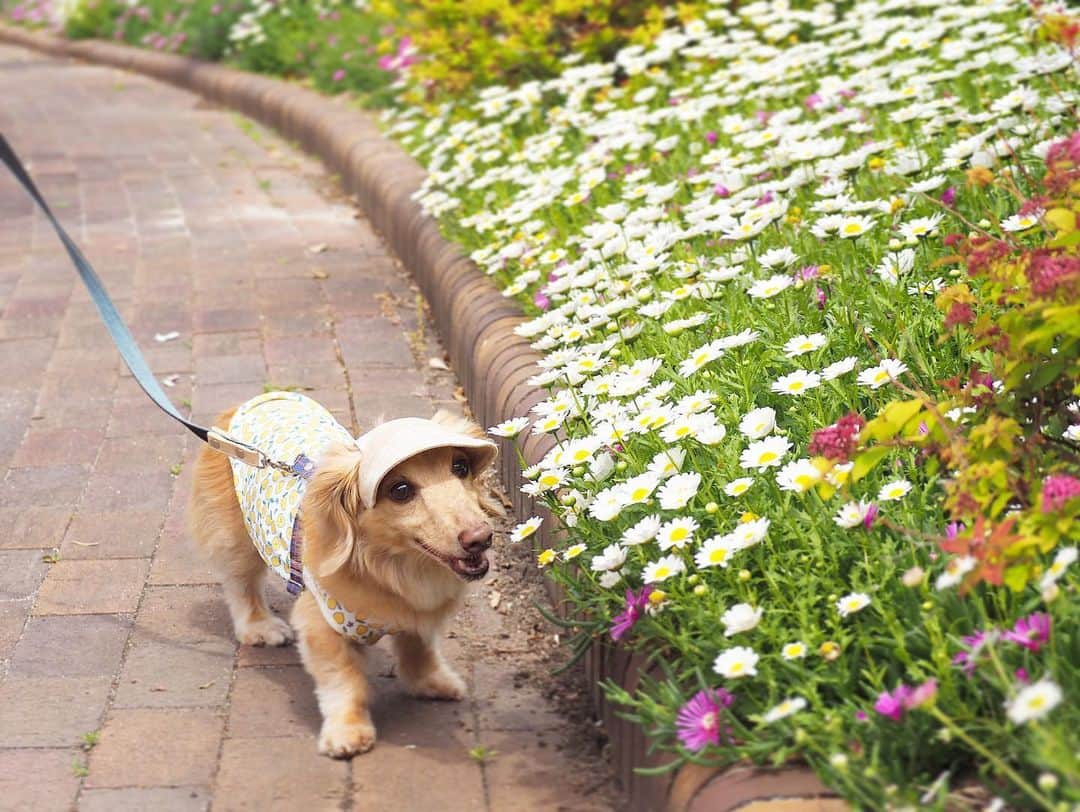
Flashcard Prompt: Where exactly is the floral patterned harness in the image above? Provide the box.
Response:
[228,391,393,645]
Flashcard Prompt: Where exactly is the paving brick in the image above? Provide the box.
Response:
[0,548,49,602]
[227,664,321,738]
[9,426,103,468]
[0,505,73,550]
[79,469,175,513]
[0,464,92,508]
[79,787,211,812]
[114,637,233,708]
[9,613,132,678]
[0,676,112,746]
[134,585,232,643]
[0,748,83,812]
[33,558,149,615]
[214,737,347,811]
[86,708,224,788]
[61,508,164,559]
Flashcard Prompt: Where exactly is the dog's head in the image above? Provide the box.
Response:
[303,411,505,591]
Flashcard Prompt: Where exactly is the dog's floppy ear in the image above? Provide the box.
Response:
[305,441,365,577]
[430,409,507,519]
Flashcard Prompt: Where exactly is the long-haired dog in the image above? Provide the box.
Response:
[188,391,503,757]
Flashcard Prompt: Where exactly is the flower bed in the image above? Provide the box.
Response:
[7,0,1079,805]
[388,2,1080,807]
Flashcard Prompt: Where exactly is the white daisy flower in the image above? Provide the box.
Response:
[534,468,568,492]
[622,514,662,547]
[740,436,792,470]
[762,697,807,724]
[822,356,859,381]
[1039,546,1077,589]
[758,246,799,269]
[834,500,875,529]
[783,333,827,357]
[724,477,755,497]
[618,473,662,506]
[729,517,770,547]
[588,488,623,521]
[747,274,794,299]
[489,417,530,438]
[657,517,699,551]
[771,370,822,396]
[836,592,871,618]
[838,214,875,238]
[935,555,977,590]
[712,646,759,679]
[739,407,777,439]
[598,570,622,589]
[878,479,913,501]
[857,358,908,389]
[781,641,807,660]
[642,554,686,584]
[776,458,823,494]
[509,516,544,543]
[657,472,702,510]
[1005,678,1062,725]
[590,544,628,573]
[647,448,687,479]
[563,543,587,561]
[1000,209,1043,233]
[722,603,763,636]
[694,535,740,569]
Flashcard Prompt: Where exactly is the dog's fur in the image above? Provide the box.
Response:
[188,408,503,758]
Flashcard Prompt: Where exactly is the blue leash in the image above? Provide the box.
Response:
[0,133,281,471]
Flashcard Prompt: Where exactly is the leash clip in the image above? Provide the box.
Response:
[206,428,268,468]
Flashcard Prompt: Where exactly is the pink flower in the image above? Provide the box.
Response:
[676,688,735,751]
[705,131,718,145]
[1003,613,1051,653]
[1041,473,1080,513]
[874,684,911,721]
[533,290,550,311]
[941,186,957,206]
[804,93,823,110]
[808,412,866,463]
[610,586,652,641]
[862,503,879,530]
[953,630,990,675]
[332,69,346,82]
[1027,251,1080,299]
[714,185,730,198]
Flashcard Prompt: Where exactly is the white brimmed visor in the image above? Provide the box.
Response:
[354,417,497,507]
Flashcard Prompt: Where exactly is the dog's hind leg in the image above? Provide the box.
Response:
[188,416,295,647]
[293,592,376,758]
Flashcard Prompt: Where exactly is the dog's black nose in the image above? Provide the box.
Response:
[459,524,493,555]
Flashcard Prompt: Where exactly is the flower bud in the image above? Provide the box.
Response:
[829,753,848,770]
[1037,773,1059,791]
[738,569,751,582]
[705,501,719,514]
[615,461,628,472]
[693,584,708,596]
[901,566,924,587]
[1042,582,1060,603]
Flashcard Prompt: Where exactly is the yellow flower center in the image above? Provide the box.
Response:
[670,527,689,542]
[759,452,778,463]
[709,549,728,563]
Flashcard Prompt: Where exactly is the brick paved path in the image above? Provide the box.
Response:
[0,45,614,812]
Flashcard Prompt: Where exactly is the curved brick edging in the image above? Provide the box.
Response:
[0,24,839,812]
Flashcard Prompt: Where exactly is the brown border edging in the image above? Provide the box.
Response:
[0,26,839,811]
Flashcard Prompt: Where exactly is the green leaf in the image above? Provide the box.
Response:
[1003,565,1030,592]
[852,446,890,482]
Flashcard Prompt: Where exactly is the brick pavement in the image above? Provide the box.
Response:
[0,44,614,812]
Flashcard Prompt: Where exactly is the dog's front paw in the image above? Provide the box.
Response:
[319,717,376,759]
[236,614,295,647]
[408,667,467,701]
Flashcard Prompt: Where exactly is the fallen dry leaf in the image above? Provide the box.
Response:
[310,269,329,280]
[428,357,450,371]
[307,243,328,254]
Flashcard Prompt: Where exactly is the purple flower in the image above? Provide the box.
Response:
[676,688,734,752]
[1003,613,1051,653]
[874,684,912,721]
[804,93,823,110]
[906,678,938,709]
[533,290,551,311]
[705,131,718,145]
[795,264,820,282]
[610,586,653,641]
[945,521,963,541]
[953,630,989,675]
[815,287,827,310]
[854,710,868,722]
[862,503,879,530]
[714,185,730,198]
[941,186,957,206]
[1015,667,1030,684]
[332,69,346,82]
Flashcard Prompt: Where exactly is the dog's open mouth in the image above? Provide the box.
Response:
[414,539,489,581]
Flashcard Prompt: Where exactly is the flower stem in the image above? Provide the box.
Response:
[928,706,1054,810]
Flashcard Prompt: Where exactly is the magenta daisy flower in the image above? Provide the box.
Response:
[676,688,735,752]
[1003,612,1051,653]
[610,586,653,641]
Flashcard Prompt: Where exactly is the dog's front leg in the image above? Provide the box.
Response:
[394,631,467,701]
[293,593,376,758]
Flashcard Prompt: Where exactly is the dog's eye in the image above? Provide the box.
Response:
[451,457,470,479]
[388,481,413,503]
